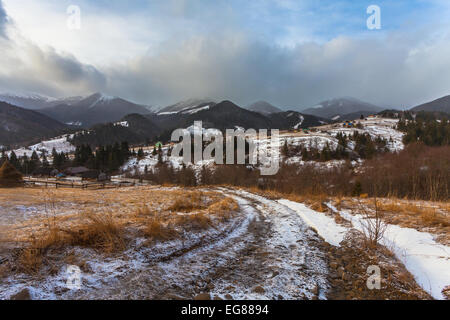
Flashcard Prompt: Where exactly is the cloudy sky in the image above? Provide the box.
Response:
[0,0,450,109]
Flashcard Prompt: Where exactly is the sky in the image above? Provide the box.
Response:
[0,0,450,109]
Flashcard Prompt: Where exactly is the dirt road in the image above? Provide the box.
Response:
[0,188,331,300]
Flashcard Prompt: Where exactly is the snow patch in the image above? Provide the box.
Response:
[337,208,450,300]
[278,200,347,246]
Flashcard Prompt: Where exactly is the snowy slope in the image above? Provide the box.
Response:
[7,135,75,158]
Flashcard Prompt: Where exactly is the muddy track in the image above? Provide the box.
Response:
[74,189,330,300]
[0,188,331,300]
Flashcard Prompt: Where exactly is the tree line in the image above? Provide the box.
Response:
[0,142,133,175]
[398,118,450,147]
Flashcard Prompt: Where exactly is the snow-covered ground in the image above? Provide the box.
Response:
[7,135,75,158]
[0,188,330,300]
[296,202,450,300]
[327,118,404,152]
[1,187,445,300]
[121,118,404,175]
[277,200,449,299]
[335,207,450,300]
[279,200,347,247]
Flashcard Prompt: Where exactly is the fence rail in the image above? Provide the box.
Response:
[23,179,137,190]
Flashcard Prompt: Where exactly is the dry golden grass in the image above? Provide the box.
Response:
[337,197,450,245]
[144,217,178,240]
[176,212,212,230]
[168,191,204,212]
[378,202,449,228]
[61,211,126,253]
[1,186,240,273]
[17,211,126,273]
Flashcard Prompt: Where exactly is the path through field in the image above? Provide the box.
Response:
[0,188,331,300]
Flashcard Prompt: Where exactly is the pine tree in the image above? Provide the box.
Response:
[158,151,164,165]
[9,151,21,171]
[352,181,363,197]
[0,150,7,166]
[42,153,50,169]
[138,148,145,160]
[282,139,289,157]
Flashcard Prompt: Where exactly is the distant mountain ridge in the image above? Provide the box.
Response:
[38,92,152,127]
[157,98,216,114]
[301,97,384,119]
[0,101,68,146]
[411,95,450,114]
[72,100,327,146]
[246,101,282,115]
[0,92,85,110]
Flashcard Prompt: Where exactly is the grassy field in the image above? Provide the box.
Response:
[0,186,238,273]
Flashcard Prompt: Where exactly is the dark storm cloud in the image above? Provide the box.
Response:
[2,0,450,108]
[105,31,450,109]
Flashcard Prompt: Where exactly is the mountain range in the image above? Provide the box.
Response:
[0,101,68,147]
[245,101,283,115]
[0,93,84,110]
[300,97,385,120]
[411,95,450,114]
[1,91,449,148]
[156,98,216,115]
[71,101,328,146]
[38,93,152,127]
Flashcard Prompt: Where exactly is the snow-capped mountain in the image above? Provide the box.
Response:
[245,101,282,115]
[38,92,152,127]
[157,98,216,115]
[300,97,384,120]
[0,92,89,110]
[0,92,56,110]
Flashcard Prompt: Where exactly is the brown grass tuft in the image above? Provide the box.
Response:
[379,202,449,228]
[61,211,126,253]
[144,217,178,240]
[168,191,204,212]
[17,211,126,273]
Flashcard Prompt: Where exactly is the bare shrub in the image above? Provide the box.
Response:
[358,197,387,248]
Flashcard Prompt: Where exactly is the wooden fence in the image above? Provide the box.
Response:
[23,179,136,190]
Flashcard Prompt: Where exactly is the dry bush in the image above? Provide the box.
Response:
[358,197,387,249]
[168,191,204,212]
[61,211,126,253]
[187,212,211,230]
[17,211,126,273]
[208,197,239,221]
[361,144,450,201]
[144,216,178,241]
[17,228,62,273]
